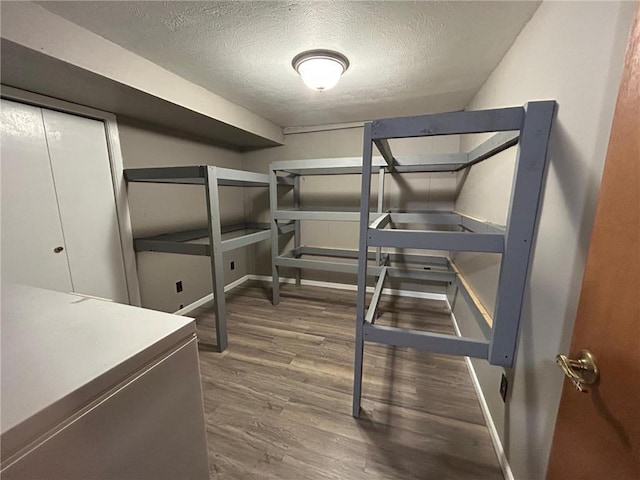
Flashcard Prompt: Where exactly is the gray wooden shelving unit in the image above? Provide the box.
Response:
[124,165,291,351]
[269,157,384,304]
[268,157,471,304]
[352,101,556,416]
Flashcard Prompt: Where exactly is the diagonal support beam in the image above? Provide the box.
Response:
[458,131,520,171]
[365,267,388,324]
[373,138,396,171]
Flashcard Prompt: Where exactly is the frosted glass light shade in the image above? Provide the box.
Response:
[292,50,349,92]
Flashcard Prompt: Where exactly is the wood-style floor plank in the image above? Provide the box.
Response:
[193,282,502,480]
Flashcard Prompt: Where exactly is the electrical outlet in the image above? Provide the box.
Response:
[230,261,235,270]
[500,373,508,402]
[176,281,183,293]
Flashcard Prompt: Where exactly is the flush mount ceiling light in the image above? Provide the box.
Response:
[292,50,349,92]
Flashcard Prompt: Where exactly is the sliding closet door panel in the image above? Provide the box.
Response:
[0,100,73,292]
[42,110,129,303]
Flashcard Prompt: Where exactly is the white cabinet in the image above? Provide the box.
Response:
[1,99,129,303]
[0,285,210,480]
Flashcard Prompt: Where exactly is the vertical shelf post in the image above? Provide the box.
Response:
[204,166,228,352]
[293,175,301,286]
[353,122,375,417]
[269,168,281,305]
[489,101,556,366]
[376,167,385,265]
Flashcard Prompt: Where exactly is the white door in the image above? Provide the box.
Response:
[1,99,129,303]
[1,100,74,292]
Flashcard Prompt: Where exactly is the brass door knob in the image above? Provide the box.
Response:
[555,350,599,393]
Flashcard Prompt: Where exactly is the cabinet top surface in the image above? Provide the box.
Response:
[0,284,195,451]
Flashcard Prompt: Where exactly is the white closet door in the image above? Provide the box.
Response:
[42,110,129,304]
[0,100,74,292]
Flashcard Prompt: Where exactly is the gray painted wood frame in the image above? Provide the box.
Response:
[352,101,556,416]
[123,165,273,351]
[488,101,556,365]
[269,154,389,307]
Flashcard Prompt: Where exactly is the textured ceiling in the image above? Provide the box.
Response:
[37,1,539,127]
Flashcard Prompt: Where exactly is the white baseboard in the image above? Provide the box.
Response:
[447,299,514,480]
[173,274,251,315]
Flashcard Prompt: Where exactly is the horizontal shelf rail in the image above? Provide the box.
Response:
[368,229,505,253]
[134,238,210,256]
[386,252,450,266]
[295,246,374,260]
[140,227,209,243]
[385,267,455,283]
[134,222,274,257]
[270,132,520,179]
[275,246,456,283]
[458,214,505,234]
[276,256,360,275]
[271,153,472,175]
[390,154,470,173]
[278,212,502,234]
[369,211,505,234]
[124,166,270,187]
[279,247,385,276]
[371,106,525,139]
[124,166,205,184]
[363,324,490,359]
[221,229,270,252]
[275,247,389,276]
[294,246,455,268]
[136,223,270,241]
[214,167,269,186]
[274,209,382,222]
[386,211,463,226]
[272,156,380,175]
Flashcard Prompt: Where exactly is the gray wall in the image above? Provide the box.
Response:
[242,127,460,288]
[451,3,635,479]
[118,118,250,312]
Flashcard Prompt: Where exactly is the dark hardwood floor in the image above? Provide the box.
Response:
[193,281,503,480]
